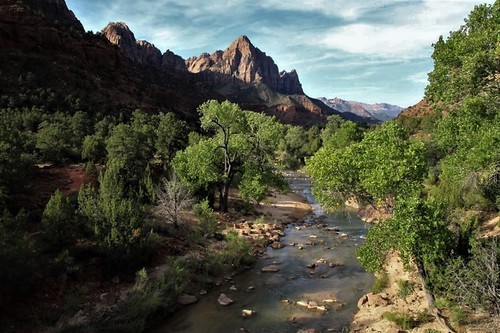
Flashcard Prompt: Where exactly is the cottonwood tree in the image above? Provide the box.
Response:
[173,100,284,211]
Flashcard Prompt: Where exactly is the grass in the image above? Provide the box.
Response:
[371,270,388,293]
[396,278,415,299]
[383,311,433,330]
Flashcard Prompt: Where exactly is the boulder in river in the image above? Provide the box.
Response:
[271,241,285,249]
[241,309,255,317]
[218,293,233,306]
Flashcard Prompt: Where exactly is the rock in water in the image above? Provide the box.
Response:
[218,293,233,306]
[241,309,255,317]
[261,265,280,272]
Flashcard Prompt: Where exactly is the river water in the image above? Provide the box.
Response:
[152,172,373,333]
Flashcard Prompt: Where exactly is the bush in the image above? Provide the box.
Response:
[193,199,217,239]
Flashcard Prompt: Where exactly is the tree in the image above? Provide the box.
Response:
[155,175,193,228]
[41,189,75,250]
[307,121,426,213]
[174,100,285,211]
[155,112,188,167]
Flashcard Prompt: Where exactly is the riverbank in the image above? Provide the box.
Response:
[52,186,314,333]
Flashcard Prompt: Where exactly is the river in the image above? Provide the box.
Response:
[151,172,373,333]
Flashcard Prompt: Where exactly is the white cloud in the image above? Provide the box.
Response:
[407,71,429,84]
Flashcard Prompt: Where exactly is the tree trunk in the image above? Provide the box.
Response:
[416,260,456,333]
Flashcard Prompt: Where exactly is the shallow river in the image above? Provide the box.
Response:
[152,172,373,333]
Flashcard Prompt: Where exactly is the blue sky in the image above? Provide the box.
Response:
[66,0,493,107]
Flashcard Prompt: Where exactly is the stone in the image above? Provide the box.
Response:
[366,292,388,307]
[357,294,368,308]
[307,301,318,309]
[306,263,316,269]
[241,309,255,317]
[229,285,237,291]
[247,286,255,291]
[296,300,309,307]
[297,329,320,333]
[261,265,280,273]
[218,293,233,306]
[316,305,327,311]
[99,293,117,305]
[322,299,336,304]
[271,241,285,249]
[178,294,198,305]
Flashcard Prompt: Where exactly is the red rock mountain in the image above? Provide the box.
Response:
[0,0,370,126]
[186,35,304,95]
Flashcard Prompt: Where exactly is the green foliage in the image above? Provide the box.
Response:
[155,112,188,167]
[307,121,426,212]
[382,311,432,330]
[174,100,284,211]
[41,189,76,250]
[358,196,453,273]
[193,199,217,239]
[426,1,499,104]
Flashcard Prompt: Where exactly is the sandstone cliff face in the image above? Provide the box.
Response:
[23,0,84,33]
[186,35,304,95]
[102,22,187,73]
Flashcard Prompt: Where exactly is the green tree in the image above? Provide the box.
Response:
[155,112,189,167]
[174,100,284,211]
[41,189,75,250]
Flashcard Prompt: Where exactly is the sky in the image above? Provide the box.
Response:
[66,0,494,107]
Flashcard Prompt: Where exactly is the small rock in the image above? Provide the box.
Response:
[307,301,318,309]
[271,241,285,249]
[357,294,368,308]
[296,300,308,307]
[261,265,280,273]
[99,293,117,305]
[229,285,237,291]
[316,305,327,311]
[297,329,320,333]
[111,275,120,284]
[322,299,336,303]
[316,258,327,264]
[366,292,388,307]
[306,263,316,269]
[247,286,255,291]
[298,246,304,250]
[178,294,198,305]
[309,235,318,239]
[241,309,255,317]
[199,290,207,295]
[218,293,233,306]
[339,233,349,238]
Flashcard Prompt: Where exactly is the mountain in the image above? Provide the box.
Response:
[186,35,303,95]
[318,97,403,121]
[0,0,372,127]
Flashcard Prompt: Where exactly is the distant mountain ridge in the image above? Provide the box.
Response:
[318,97,403,121]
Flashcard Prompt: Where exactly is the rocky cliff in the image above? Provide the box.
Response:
[186,35,304,95]
[23,0,84,33]
[102,22,187,72]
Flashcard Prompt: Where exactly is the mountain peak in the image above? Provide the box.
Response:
[187,36,303,95]
[319,97,403,121]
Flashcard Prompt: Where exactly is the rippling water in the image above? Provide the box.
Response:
[151,172,373,333]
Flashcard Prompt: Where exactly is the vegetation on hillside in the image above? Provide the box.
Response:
[307,1,500,321]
